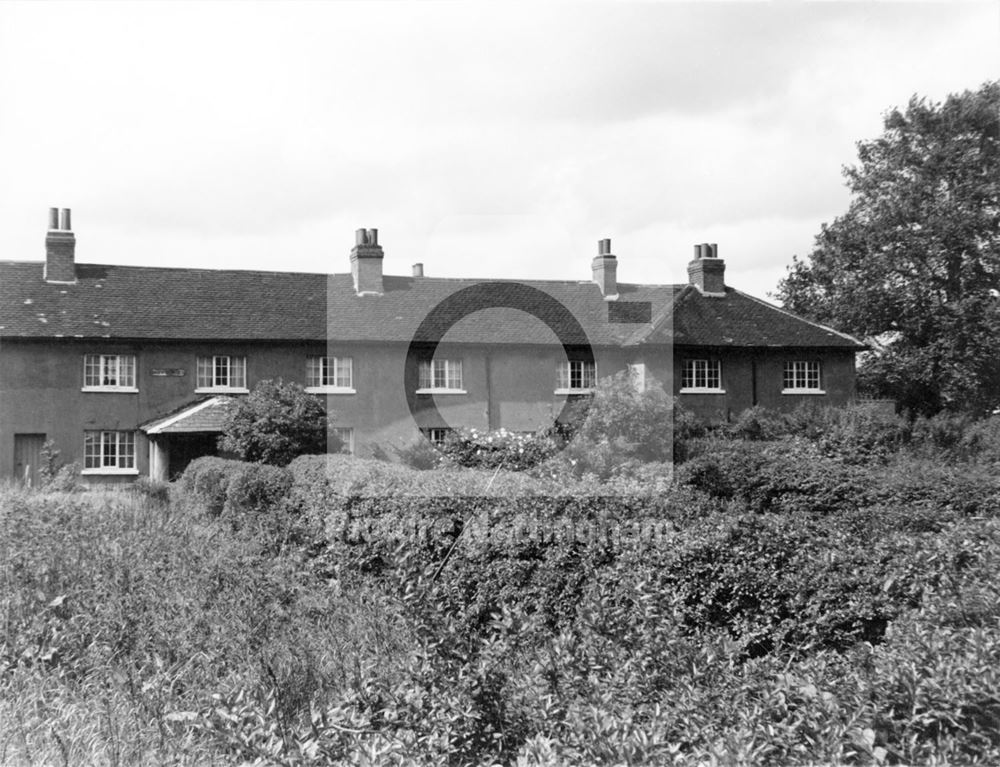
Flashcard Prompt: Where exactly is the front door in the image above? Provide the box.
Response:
[13,434,46,487]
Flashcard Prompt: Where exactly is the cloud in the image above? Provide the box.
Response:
[0,1,995,301]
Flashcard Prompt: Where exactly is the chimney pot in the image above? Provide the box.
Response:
[688,241,726,295]
[350,226,384,295]
[412,263,424,277]
[44,206,77,283]
[592,238,618,298]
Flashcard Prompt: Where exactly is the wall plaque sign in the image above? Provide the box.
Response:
[151,368,186,377]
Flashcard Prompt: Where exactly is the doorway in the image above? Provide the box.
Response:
[13,433,47,487]
[167,433,219,480]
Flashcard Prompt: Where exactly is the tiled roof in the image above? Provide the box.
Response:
[639,285,865,348]
[141,396,234,433]
[0,261,864,349]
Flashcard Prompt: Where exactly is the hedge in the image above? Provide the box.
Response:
[180,456,292,522]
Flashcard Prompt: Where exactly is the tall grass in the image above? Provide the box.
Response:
[0,484,413,766]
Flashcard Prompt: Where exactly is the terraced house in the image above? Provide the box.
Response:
[0,209,865,484]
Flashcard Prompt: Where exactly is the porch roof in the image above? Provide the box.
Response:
[141,396,234,434]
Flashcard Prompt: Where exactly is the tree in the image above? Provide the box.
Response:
[218,379,340,466]
[777,82,1000,415]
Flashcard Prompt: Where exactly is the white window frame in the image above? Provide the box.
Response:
[329,426,355,455]
[416,359,465,394]
[783,360,825,394]
[680,359,725,393]
[195,355,248,393]
[306,355,355,394]
[82,354,138,392]
[82,430,138,475]
[423,427,452,447]
[555,360,596,394]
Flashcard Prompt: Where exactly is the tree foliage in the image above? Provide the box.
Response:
[777,82,1000,415]
[218,379,337,466]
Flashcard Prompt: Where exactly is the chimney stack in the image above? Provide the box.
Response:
[592,237,618,299]
[350,227,384,295]
[687,242,725,296]
[45,207,76,284]
[412,262,424,277]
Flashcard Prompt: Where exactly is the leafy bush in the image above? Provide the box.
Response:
[37,438,62,487]
[223,463,292,517]
[816,403,911,464]
[179,455,245,515]
[390,434,445,470]
[439,426,561,471]
[958,414,1000,463]
[723,405,794,441]
[48,461,84,493]
[552,372,677,479]
[676,438,864,514]
[219,379,334,466]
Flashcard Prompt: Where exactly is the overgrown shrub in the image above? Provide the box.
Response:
[218,379,334,466]
[179,456,245,515]
[223,462,293,517]
[390,434,445,470]
[48,461,84,493]
[555,372,677,479]
[676,438,864,514]
[439,426,561,471]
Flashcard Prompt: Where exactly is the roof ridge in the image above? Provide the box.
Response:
[4,260,688,289]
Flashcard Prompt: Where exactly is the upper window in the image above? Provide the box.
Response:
[417,359,464,392]
[83,354,136,391]
[681,359,723,392]
[83,430,136,474]
[306,356,354,391]
[196,356,247,391]
[556,360,596,393]
[783,361,823,393]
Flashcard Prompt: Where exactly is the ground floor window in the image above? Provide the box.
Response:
[681,359,722,391]
[783,360,822,391]
[330,427,354,454]
[557,360,596,392]
[84,430,135,470]
[422,427,452,447]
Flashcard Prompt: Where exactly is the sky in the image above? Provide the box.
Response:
[0,1,997,301]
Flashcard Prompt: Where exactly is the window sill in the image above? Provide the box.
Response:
[306,386,356,395]
[194,387,249,394]
[554,388,594,395]
[782,389,826,395]
[415,388,467,395]
[679,387,726,394]
[81,386,139,393]
[82,468,139,476]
